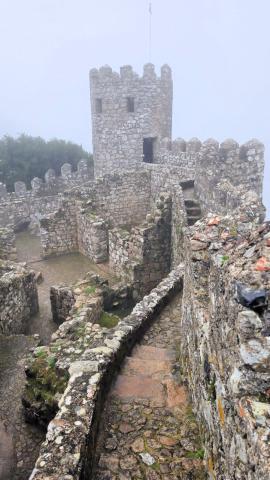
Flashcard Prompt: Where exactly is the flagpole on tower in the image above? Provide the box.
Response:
[149,2,152,62]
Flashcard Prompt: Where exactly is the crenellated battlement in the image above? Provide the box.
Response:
[0,158,94,231]
[89,63,172,84]
[0,158,93,200]
[194,137,265,214]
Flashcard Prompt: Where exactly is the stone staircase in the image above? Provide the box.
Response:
[94,295,206,479]
[112,344,176,407]
[180,180,202,226]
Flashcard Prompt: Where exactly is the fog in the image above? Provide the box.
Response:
[0,0,269,215]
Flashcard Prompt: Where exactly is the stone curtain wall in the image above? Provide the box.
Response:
[0,195,63,231]
[0,261,38,334]
[27,267,183,479]
[109,195,172,298]
[72,170,152,228]
[194,138,265,215]
[40,201,78,257]
[0,159,93,229]
[90,64,173,176]
[0,226,17,260]
[181,215,270,479]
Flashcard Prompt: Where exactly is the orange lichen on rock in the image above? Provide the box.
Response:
[217,397,225,426]
[207,455,216,479]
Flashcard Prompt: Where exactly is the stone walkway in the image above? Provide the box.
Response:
[94,295,206,479]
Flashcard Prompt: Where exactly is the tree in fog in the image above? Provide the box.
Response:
[0,134,92,191]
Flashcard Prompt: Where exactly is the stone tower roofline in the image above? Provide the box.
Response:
[89,63,172,83]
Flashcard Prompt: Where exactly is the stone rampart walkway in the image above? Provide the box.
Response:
[94,295,206,479]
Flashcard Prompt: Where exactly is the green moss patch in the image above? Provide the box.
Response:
[98,311,120,328]
[24,351,69,410]
[185,449,205,460]
[84,285,96,295]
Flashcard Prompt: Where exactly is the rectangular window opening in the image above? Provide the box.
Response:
[143,137,156,163]
[127,97,135,113]
[95,98,102,113]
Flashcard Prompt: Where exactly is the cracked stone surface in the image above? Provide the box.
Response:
[94,294,206,479]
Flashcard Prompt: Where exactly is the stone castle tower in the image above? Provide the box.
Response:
[89,63,173,176]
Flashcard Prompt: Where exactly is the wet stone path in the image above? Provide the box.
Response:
[94,295,206,480]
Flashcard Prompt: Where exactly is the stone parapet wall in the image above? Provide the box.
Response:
[181,214,270,479]
[0,226,17,260]
[0,159,93,200]
[0,261,38,334]
[0,159,93,229]
[194,138,265,215]
[156,137,201,176]
[27,266,183,479]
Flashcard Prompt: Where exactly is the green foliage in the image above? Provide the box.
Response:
[0,134,92,191]
[99,312,119,328]
[221,255,230,267]
[185,449,205,460]
[25,352,69,407]
[47,356,57,368]
[84,285,96,295]
[35,347,48,359]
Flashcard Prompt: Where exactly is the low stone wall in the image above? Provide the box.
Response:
[0,261,38,334]
[0,226,16,260]
[77,207,108,263]
[181,215,270,479]
[50,274,134,328]
[109,194,172,298]
[27,266,183,479]
[50,285,76,325]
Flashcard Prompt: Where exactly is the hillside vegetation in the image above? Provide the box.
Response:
[0,134,92,191]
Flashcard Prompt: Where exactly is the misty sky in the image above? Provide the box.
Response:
[0,0,269,216]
